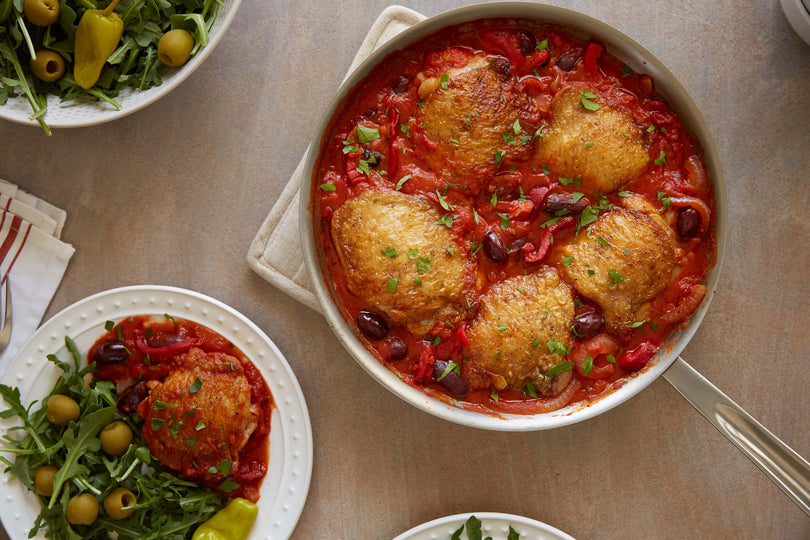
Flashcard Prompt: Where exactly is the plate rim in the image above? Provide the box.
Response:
[0,284,312,540]
[392,511,575,540]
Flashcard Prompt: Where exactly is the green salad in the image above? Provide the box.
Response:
[0,336,227,540]
[0,0,219,135]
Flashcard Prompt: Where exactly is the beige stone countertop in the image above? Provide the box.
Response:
[1,0,809,538]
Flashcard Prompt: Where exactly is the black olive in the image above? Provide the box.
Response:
[543,193,590,214]
[391,75,411,94]
[433,360,469,396]
[519,31,537,56]
[556,51,579,72]
[117,381,148,414]
[357,311,389,341]
[386,337,408,361]
[92,341,129,365]
[483,230,508,264]
[571,311,604,339]
[677,207,701,239]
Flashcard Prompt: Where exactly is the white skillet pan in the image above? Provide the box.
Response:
[299,2,810,515]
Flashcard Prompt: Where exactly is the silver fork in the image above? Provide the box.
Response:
[0,275,12,352]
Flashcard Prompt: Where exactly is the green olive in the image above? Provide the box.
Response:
[66,493,98,525]
[23,0,59,26]
[34,465,58,496]
[103,487,137,519]
[30,50,65,82]
[157,29,194,67]
[99,421,133,457]
[46,395,80,426]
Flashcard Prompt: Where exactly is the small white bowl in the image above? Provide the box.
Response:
[0,0,241,130]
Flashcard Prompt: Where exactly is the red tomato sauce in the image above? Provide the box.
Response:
[312,19,716,415]
[89,315,273,501]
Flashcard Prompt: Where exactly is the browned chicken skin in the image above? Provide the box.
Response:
[137,348,257,477]
[466,268,574,395]
[330,188,471,335]
[537,86,649,193]
[420,55,535,178]
[560,198,678,334]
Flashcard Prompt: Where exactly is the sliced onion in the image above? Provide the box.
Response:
[572,334,619,379]
[684,155,708,192]
[668,196,711,236]
[532,374,581,414]
[659,284,707,325]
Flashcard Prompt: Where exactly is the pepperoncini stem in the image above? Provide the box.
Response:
[192,498,258,540]
[73,0,124,89]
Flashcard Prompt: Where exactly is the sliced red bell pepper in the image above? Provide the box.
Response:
[583,42,604,76]
[618,341,657,372]
[413,343,436,384]
[522,216,575,264]
[134,335,202,356]
[456,322,470,347]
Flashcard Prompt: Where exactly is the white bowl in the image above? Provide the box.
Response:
[0,0,241,130]
[300,2,727,431]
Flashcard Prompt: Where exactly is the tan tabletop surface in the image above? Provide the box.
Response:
[1,0,809,538]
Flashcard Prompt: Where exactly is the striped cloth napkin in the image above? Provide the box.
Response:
[0,179,74,376]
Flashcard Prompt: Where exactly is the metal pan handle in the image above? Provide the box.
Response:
[663,356,810,516]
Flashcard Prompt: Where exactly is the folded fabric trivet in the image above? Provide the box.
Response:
[0,179,74,377]
[248,5,425,313]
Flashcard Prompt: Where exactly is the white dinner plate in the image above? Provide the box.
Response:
[393,512,575,540]
[0,285,312,540]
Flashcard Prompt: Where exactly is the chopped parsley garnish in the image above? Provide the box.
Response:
[380,247,397,258]
[414,278,423,287]
[580,206,599,228]
[151,418,166,431]
[581,89,601,111]
[497,212,512,230]
[395,174,412,190]
[494,149,506,165]
[571,192,585,203]
[219,478,240,493]
[490,389,499,402]
[436,361,460,382]
[497,324,508,332]
[537,38,549,51]
[582,355,594,375]
[356,124,380,143]
[547,340,570,355]
[440,73,449,90]
[435,214,455,227]
[654,150,667,165]
[387,278,398,293]
[608,269,625,286]
[188,378,202,394]
[630,319,648,328]
[319,181,336,191]
[547,361,574,377]
[356,158,373,176]
[185,438,196,447]
[400,123,411,137]
[407,248,419,259]
[621,65,633,77]
[596,236,610,246]
[657,191,671,208]
[542,164,551,175]
[585,141,594,148]
[154,400,177,410]
[446,247,455,256]
[647,124,656,133]
[562,256,574,267]
[436,189,456,211]
[605,354,617,363]
[195,420,206,431]
[416,257,433,274]
[105,320,114,332]
[342,139,359,154]
[558,175,582,186]
[523,382,538,398]
[490,192,498,208]
[432,335,441,346]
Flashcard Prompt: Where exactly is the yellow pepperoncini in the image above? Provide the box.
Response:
[192,498,258,540]
[73,0,123,89]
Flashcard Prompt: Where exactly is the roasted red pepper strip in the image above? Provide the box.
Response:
[583,42,604,76]
[413,343,435,384]
[134,334,202,357]
[386,103,400,179]
[344,151,365,186]
[618,341,657,372]
[522,216,575,264]
[456,322,470,347]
